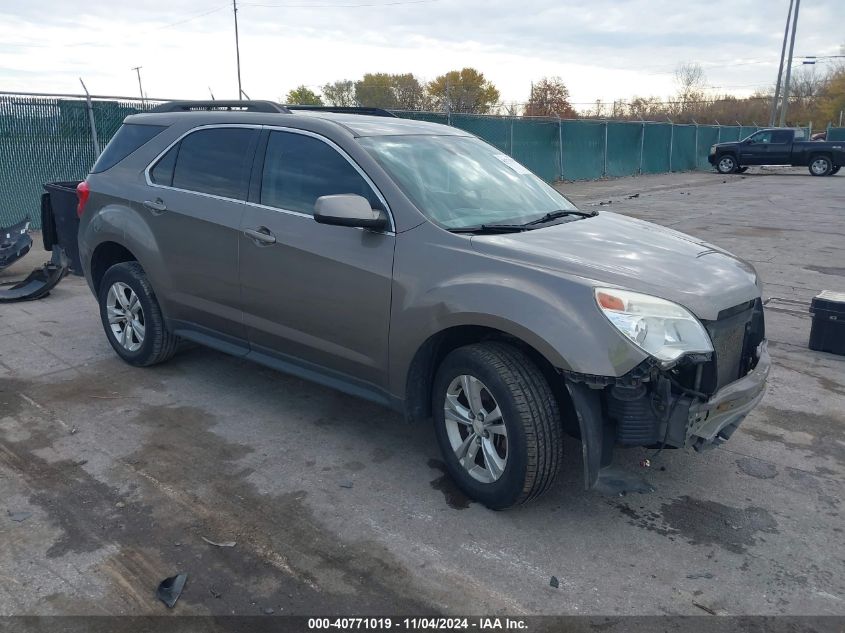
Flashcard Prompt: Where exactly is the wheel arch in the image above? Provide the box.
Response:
[90,241,138,296]
[403,324,578,434]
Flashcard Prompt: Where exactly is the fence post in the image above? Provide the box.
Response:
[603,120,608,178]
[509,116,514,157]
[558,116,564,181]
[79,78,100,157]
[693,119,699,171]
[639,121,645,174]
[668,118,674,172]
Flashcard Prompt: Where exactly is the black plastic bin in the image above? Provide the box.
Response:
[809,291,845,356]
[42,181,83,276]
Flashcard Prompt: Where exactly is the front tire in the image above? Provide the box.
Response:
[809,155,832,176]
[431,343,562,510]
[716,154,737,174]
[98,262,178,367]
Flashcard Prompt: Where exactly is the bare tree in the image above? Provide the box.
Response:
[673,62,707,118]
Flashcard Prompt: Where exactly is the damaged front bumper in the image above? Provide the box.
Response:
[687,340,770,450]
[0,218,32,270]
[565,339,770,492]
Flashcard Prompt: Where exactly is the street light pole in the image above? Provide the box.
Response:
[233,0,243,100]
[770,0,794,126]
[779,0,801,127]
[132,66,145,104]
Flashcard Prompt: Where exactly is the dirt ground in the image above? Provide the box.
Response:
[0,167,843,616]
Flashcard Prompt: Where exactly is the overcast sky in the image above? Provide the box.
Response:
[1,0,843,108]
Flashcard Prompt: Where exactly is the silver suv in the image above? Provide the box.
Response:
[78,101,769,509]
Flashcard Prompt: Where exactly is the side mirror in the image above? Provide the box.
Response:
[314,194,388,230]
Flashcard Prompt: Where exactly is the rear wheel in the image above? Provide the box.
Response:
[431,343,562,509]
[716,155,737,174]
[98,262,178,367]
[809,155,832,176]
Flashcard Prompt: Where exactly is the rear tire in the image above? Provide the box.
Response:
[431,343,562,510]
[716,155,737,174]
[98,262,178,367]
[809,155,832,176]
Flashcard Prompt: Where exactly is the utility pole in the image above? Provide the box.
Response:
[233,0,243,100]
[779,0,801,127]
[132,66,145,104]
[770,0,794,126]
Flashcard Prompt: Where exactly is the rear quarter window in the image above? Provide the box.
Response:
[91,123,166,173]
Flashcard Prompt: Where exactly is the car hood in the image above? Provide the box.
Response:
[470,211,760,321]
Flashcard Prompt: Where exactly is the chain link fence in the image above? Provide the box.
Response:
[0,93,160,228]
[1,93,840,229]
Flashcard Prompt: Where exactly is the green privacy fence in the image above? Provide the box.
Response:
[0,92,815,229]
[1,94,157,228]
[827,127,845,141]
[395,111,768,186]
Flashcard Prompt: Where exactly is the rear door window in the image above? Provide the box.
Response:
[91,123,166,173]
[771,130,792,144]
[170,127,257,200]
[260,131,380,214]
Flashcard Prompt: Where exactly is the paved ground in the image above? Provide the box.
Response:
[0,168,843,616]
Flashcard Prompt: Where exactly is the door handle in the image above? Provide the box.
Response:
[244,227,276,245]
[143,198,167,214]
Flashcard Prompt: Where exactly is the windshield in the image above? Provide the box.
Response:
[357,135,578,230]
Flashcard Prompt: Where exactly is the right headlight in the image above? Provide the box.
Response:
[595,288,713,365]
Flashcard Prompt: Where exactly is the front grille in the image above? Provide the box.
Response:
[702,300,764,393]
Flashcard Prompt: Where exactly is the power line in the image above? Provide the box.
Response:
[240,0,438,7]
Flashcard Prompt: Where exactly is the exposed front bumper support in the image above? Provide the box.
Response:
[686,340,770,450]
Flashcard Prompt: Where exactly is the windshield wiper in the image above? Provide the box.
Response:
[523,209,596,225]
[447,209,597,234]
[448,224,528,234]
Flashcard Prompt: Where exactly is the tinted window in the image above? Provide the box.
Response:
[91,123,166,173]
[150,143,178,186]
[260,131,379,214]
[750,131,773,143]
[771,130,792,143]
[171,128,256,199]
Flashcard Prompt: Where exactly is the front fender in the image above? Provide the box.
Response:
[388,225,648,399]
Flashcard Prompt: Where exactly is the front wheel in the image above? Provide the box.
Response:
[431,343,563,509]
[716,155,737,174]
[809,155,833,176]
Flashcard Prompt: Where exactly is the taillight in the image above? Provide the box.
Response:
[76,181,90,218]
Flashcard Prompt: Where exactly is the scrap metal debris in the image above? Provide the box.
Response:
[156,573,188,608]
[549,576,559,589]
[339,481,354,489]
[201,536,236,548]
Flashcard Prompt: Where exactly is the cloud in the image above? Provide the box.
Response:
[1,0,842,107]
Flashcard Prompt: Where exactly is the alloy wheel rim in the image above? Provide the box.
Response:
[443,375,508,483]
[719,157,734,171]
[106,282,145,352]
[811,159,828,175]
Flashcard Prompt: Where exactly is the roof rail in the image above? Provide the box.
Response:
[285,105,397,118]
[149,100,291,114]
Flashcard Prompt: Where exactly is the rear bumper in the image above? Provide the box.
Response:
[686,340,770,450]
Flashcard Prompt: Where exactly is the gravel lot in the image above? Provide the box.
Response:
[0,168,843,616]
